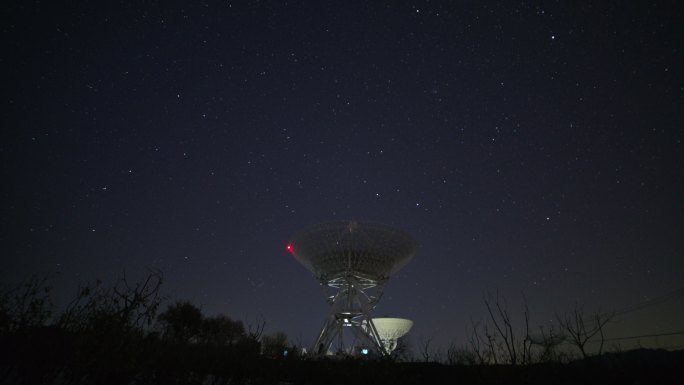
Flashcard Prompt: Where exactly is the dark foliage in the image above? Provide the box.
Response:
[0,272,261,385]
[1,274,682,385]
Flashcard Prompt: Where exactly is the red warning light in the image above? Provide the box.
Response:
[286,244,293,253]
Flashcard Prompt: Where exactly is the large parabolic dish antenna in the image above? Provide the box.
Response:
[288,221,417,356]
[290,221,416,283]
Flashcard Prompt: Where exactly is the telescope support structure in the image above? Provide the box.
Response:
[313,275,388,356]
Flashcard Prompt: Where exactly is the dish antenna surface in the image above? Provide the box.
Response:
[367,318,414,353]
[288,221,416,356]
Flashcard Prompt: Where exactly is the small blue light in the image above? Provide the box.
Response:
[361,348,369,355]
[283,349,288,357]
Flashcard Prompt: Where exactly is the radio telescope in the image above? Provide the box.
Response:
[287,221,416,356]
[366,318,413,353]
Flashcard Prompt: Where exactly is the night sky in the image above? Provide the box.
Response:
[3,1,683,352]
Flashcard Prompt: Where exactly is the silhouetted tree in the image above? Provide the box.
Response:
[199,314,245,346]
[466,293,534,365]
[158,301,203,344]
[0,274,54,333]
[557,303,614,359]
[418,336,443,362]
[528,324,566,363]
[246,314,266,342]
[446,342,477,365]
[0,270,164,385]
[483,292,532,365]
[58,269,163,333]
[261,331,288,357]
[467,319,490,364]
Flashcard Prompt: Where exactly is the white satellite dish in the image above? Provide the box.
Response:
[364,317,413,353]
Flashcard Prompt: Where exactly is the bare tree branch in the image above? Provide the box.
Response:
[556,303,614,359]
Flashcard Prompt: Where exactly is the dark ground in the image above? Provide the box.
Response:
[2,332,683,385]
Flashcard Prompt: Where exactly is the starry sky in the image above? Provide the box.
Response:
[3,1,683,352]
